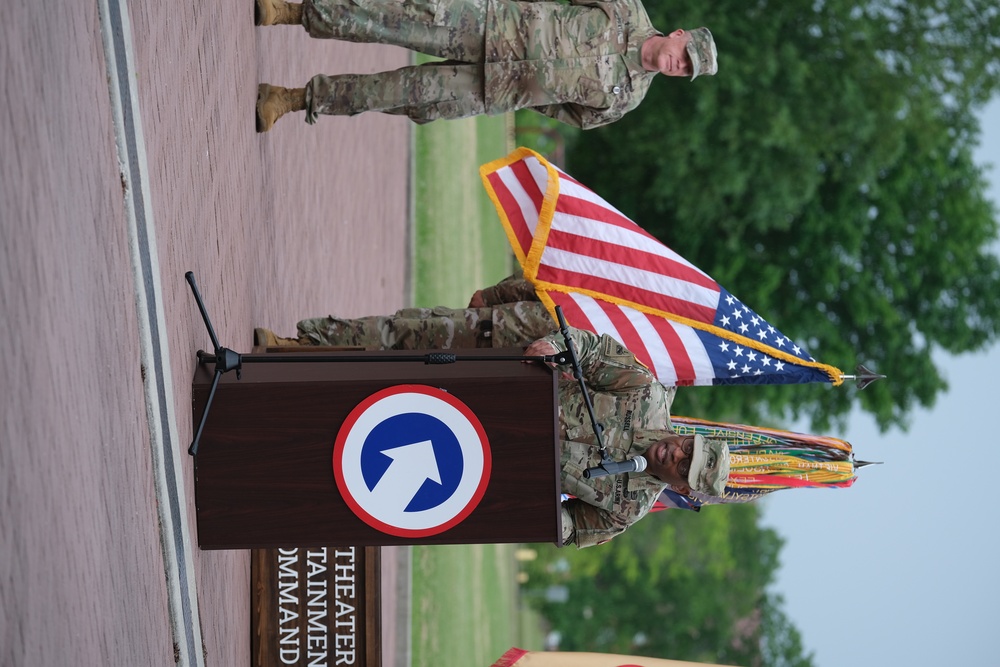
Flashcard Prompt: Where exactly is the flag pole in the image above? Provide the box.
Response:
[839,363,886,390]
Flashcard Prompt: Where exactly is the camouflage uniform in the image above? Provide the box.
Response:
[288,273,676,547]
[296,303,676,548]
[297,274,554,349]
[543,327,675,548]
[301,0,661,128]
[297,301,555,349]
[477,272,538,305]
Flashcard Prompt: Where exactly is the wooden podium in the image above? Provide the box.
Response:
[191,349,562,548]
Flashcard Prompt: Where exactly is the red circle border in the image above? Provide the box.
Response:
[332,384,492,538]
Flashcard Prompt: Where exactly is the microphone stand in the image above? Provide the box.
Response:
[186,271,646,482]
[185,272,567,456]
[550,308,644,480]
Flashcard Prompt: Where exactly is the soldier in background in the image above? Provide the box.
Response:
[253,0,718,131]
[254,277,729,548]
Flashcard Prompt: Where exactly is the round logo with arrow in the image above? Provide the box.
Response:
[333,385,492,537]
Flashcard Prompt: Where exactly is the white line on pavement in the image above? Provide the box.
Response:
[96,1,205,665]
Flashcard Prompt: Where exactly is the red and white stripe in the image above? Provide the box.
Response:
[483,156,550,257]
[485,154,724,385]
[549,291,718,386]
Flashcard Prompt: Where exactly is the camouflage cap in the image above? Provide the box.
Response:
[685,27,718,80]
[688,435,730,495]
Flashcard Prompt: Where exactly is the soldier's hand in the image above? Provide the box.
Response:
[468,290,486,308]
[524,341,574,380]
[523,340,560,368]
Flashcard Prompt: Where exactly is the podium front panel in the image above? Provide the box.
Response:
[192,350,562,548]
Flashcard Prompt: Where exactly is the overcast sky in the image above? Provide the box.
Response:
[760,98,1000,666]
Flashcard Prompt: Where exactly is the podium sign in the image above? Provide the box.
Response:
[251,546,380,667]
[192,350,562,548]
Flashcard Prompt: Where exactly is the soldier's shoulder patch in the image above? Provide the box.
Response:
[601,334,635,362]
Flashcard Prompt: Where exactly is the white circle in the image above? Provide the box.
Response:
[339,390,488,531]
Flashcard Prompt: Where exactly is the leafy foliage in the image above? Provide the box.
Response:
[565,0,1000,431]
[522,504,813,666]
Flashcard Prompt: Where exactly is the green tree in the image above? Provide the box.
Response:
[523,504,813,666]
[758,593,814,667]
[565,0,1000,431]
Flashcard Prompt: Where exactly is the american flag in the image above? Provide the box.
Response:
[480,148,844,387]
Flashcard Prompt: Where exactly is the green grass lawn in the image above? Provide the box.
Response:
[409,114,547,665]
[410,115,513,308]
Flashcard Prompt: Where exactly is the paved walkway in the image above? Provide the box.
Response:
[1,1,411,664]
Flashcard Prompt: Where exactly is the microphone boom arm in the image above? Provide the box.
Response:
[552,307,641,480]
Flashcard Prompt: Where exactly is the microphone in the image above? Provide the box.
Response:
[583,455,647,479]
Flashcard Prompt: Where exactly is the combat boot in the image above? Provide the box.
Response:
[256,84,307,132]
[254,0,303,26]
[254,328,307,347]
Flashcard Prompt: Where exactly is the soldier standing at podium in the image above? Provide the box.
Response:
[254,284,729,548]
